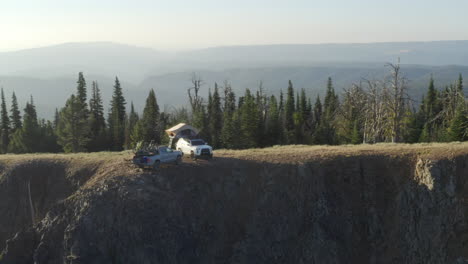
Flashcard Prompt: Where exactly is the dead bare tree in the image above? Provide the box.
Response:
[383,60,410,143]
[361,79,387,143]
[336,83,366,142]
[188,73,204,114]
[442,84,463,124]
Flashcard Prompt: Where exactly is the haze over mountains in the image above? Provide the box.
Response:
[1,40,468,118]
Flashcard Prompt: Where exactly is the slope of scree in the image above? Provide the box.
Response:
[0,143,467,264]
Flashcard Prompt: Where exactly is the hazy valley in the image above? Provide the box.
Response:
[2,41,468,118]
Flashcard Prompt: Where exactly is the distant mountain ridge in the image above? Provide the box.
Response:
[178,40,468,66]
[1,41,468,118]
[3,40,468,79]
[0,42,167,82]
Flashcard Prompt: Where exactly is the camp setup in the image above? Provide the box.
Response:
[165,123,200,149]
[165,123,213,159]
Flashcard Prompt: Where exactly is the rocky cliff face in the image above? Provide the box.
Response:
[0,146,468,264]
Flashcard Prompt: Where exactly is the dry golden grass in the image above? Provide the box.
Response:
[214,142,468,163]
[0,142,465,167]
[0,151,137,188]
[0,151,131,165]
[0,143,465,190]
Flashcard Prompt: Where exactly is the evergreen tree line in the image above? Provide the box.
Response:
[191,64,467,149]
[0,72,167,153]
[0,66,466,153]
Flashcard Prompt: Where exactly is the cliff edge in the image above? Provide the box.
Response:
[1,143,468,264]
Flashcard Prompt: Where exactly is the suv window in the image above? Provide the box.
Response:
[190,140,205,146]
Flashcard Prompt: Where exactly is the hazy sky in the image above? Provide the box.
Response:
[1,0,468,51]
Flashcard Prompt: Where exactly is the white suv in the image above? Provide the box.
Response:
[176,138,213,159]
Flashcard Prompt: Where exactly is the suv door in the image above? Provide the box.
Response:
[185,140,191,154]
[179,140,189,154]
[177,140,186,153]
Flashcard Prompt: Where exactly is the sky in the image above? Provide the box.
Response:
[1,0,468,52]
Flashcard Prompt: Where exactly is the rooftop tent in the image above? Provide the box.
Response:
[165,123,199,138]
[166,123,200,148]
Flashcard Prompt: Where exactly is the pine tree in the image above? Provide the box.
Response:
[88,81,107,151]
[283,81,296,144]
[10,92,21,132]
[422,76,443,141]
[447,100,467,141]
[193,105,207,139]
[313,95,322,126]
[284,80,295,131]
[266,95,280,145]
[159,112,170,144]
[28,96,37,122]
[208,83,223,148]
[419,124,430,142]
[53,108,60,129]
[124,102,140,149]
[141,89,160,143]
[206,88,213,144]
[312,95,323,144]
[407,101,425,143]
[457,73,464,92]
[239,89,259,148]
[76,72,87,107]
[324,77,339,119]
[278,90,285,144]
[292,88,308,144]
[321,77,339,144]
[38,119,61,153]
[336,85,365,144]
[296,92,300,113]
[306,98,312,116]
[255,87,268,147]
[221,83,237,149]
[303,97,314,142]
[131,120,145,145]
[0,89,10,153]
[75,73,89,135]
[8,98,39,153]
[279,90,284,114]
[350,120,362,144]
[300,88,308,120]
[108,77,127,150]
[56,72,91,152]
[425,76,438,118]
[237,96,244,109]
[57,95,90,152]
[222,120,233,139]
